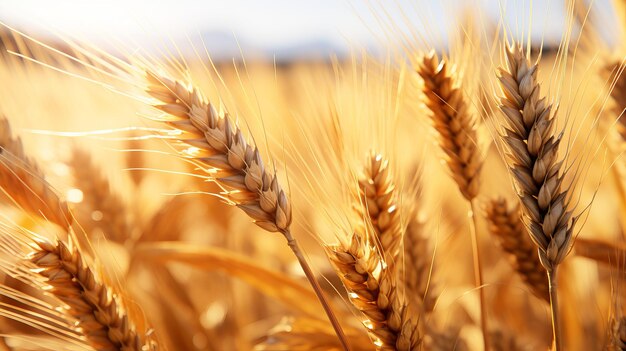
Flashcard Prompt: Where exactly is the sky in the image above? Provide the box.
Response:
[0,0,615,59]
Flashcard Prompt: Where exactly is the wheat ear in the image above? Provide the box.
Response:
[29,238,156,351]
[356,152,402,258]
[0,117,71,229]
[327,234,420,350]
[69,149,130,243]
[497,44,578,350]
[417,51,482,201]
[485,198,549,301]
[417,51,488,350]
[402,214,436,313]
[145,72,290,233]
[144,71,349,350]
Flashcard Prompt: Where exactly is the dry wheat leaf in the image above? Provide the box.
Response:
[135,242,325,318]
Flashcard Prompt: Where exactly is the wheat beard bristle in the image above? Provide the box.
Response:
[327,234,419,351]
[417,51,482,201]
[496,45,577,271]
[145,71,291,233]
[485,198,549,302]
[0,117,71,229]
[29,239,156,351]
[356,152,402,259]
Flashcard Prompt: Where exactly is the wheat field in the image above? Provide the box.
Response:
[0,1,624,350]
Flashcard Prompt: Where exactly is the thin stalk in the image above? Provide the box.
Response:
[469,200,490,351]
[548,267,561,351]
[283,230,351,351]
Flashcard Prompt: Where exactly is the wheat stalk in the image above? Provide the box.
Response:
[29,238,157,351]
[327,234,420,350]
[0,117,71,229]
[356,152,402,259]
[485,198,549,301]
[143,71,349,350]
[496,44,578,350]
[417,51,488,350]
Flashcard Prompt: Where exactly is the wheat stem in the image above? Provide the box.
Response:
[469,200,489,351]
[547,267,561,350]
[283,230,351,351]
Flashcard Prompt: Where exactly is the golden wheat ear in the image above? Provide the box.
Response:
[144,71,291,232]
[417,51,482,201]
[485,198,549,302]
[417,51,489,350]
[142,70,349,349]
[402,212,437,314]
[326,233,420,351]
[29,238,158,351]
[496,44,580,350]
[0,116,71,229]
[0,223,160,351]
[68,148,131,244]
[355,152,402,259]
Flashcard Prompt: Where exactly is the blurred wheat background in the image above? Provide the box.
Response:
[0,0,624,350]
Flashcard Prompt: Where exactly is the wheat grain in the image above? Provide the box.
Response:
[485,198,549,301]
[0,117,71,229]
[29,238,157,351]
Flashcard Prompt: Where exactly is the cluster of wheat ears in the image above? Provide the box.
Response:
[2,1,626,350]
